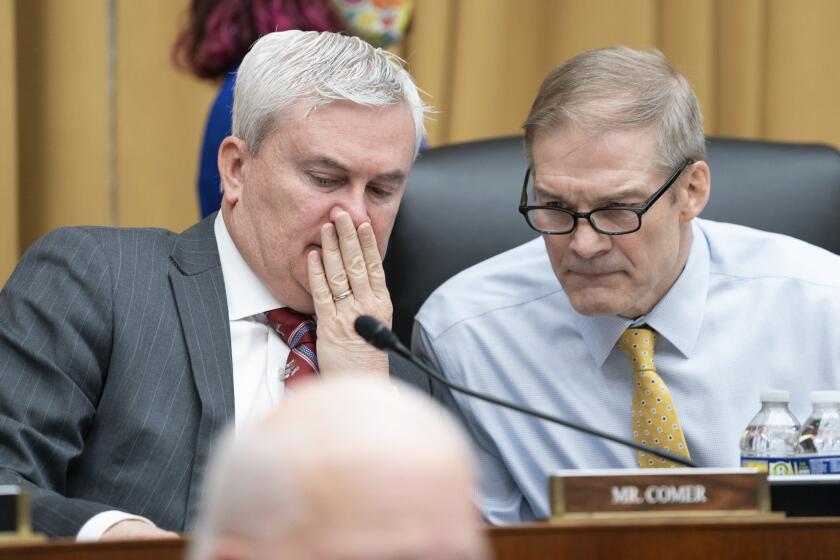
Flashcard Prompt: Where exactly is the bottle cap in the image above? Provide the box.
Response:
[760,390,790,403]
[810,390,840,404]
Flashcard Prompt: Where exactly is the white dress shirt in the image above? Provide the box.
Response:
[414,219,840,524]
[214,212,291,433]
[77,213,291,540]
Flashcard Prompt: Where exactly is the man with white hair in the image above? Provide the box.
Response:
[191,377,488,560]
[0,30,428,539]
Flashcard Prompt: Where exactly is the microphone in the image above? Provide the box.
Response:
[355,314,402,351]
[354,314,697,468]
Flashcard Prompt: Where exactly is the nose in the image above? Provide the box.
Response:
[331,184,371,227]
[568,219,611,258]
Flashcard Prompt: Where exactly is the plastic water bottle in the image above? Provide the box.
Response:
[796,391,840,474]
[740,390,801,475]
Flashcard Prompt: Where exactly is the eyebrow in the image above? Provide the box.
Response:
[303,157,348,174]
[303,157,407,183]
[533,183,649,206]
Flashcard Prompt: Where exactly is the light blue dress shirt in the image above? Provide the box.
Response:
[413,219,840,524]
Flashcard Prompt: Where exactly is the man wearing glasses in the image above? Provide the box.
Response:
[412,47,840,524]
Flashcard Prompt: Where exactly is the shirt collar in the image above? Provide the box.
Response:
[574,220,710,368]
[215,212,284,320]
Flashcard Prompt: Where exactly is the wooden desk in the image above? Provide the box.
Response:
[490,517,840,559]
[2,517,839,559]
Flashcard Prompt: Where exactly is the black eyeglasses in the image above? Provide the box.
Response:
[518,160,693,235]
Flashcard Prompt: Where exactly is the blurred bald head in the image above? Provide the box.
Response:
[191,376,487,560]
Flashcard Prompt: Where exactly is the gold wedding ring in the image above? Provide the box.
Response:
[332,289,353,302]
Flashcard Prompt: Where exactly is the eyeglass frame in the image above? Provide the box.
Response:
[518,159,694,236]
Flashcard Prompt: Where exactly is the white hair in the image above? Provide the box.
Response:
[190,377,476,560]
[233,30,428,158]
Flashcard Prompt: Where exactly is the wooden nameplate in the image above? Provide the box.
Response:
[550,468,777,520]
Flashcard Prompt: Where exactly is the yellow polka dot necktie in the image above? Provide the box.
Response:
[616,327,691,468]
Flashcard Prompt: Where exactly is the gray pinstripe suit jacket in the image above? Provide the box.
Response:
[0,214,429,537]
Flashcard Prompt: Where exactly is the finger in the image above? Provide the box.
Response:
[358,222,389,299]
[307,250,336,317]
[320,222,352,298]
[333,211,372,298]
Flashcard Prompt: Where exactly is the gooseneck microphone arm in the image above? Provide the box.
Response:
[354,315,697,468]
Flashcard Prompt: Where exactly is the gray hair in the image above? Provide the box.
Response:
[233,30,428,158]
[189,377,477,560]
[523,46,705,172]
[187,426,296,560]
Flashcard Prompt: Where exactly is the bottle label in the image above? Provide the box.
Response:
[740,456,800,475]
[796,454,840,475]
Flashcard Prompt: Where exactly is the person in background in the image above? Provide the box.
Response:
[190,376,489,560]
[174,0,415,218]
[412,46,840,524]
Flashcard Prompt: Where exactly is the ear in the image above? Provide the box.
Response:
[219,136,251,208]
[678,160,710,223]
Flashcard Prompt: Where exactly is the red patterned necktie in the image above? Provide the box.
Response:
[265,308,319,389]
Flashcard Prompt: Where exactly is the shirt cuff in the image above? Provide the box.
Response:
[76,510,155,542]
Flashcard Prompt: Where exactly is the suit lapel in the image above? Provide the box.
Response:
[168,213,234,526]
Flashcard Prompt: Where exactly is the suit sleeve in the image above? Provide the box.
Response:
[387,350,431,395]
[0,228,120,536]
